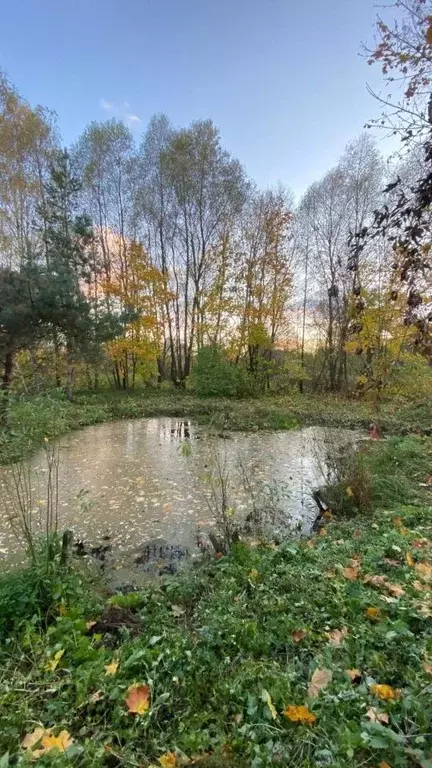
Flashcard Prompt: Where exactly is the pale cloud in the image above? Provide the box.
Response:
[100,98,116,112]
[99,99,141,126]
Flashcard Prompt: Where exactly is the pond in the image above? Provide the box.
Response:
[0,419,359,582]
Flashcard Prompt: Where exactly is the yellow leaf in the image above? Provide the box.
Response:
[283,704,316,724]
[105,659,119,676]
[367,707,389,724]
[346,486,354,497]
[41,730,74,754]
[308,668,332,698]
[262,689,277,720]
[45,648,64,672]
[365,606,382,621]
[406,552,414,567]
[125,683,151,714]
[370,683,400,701]
[22,727,73,758]
[158,753,177,768]
[248,569,259,579]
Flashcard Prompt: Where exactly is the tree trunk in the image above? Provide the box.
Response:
[0,350,15,427]
[66,341,74,401]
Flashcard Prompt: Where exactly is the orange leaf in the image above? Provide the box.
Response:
[426,21,432,45]
[283,704,316,724]
[308,668,332,698]
[291,629,307,643]
[379,762,392,768]
[125,683,151,714]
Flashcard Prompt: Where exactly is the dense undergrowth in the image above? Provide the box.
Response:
[2,388,432,464]
[0,435,431,767]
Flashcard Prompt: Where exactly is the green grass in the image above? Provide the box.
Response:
[0,436,431,767]
[2,388,432,464]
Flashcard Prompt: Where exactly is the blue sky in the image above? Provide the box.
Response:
[0,0,392,198]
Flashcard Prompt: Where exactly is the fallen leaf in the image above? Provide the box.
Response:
[366,707,389,724]
[248,569,259,579]
[125,683,151,714]
[379,762,392,768]
[386,582,405,597]
[90,690,102,703]
[412,538,428,549]
[363,574,387,588]
[346,486,353,497]
[342,566,359,581]
[283,704,316,724]
[45,648,64,672]
[41,730,74,754]
[171,604,185,617]
[426,21,432,45]
[413,579,429,592]
[423,661,432,676]
[346,668,362,682]
[105,659,119,676]
[261,689,277,720]
[308,668,332,698]
[86,621,97,630]
[383,558,400,566]
[405,552,414,567]
[22,728,45,750]
[158,753,177,768]
[163,503,173,513]
[291,629,307,643]
[22,728,73,758]
[415,562,432,582]
[326,627,348,646]
[370,683,400,701]
[365,606,382,621]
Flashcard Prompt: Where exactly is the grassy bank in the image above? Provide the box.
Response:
[2,388,432,464]
[0,436,431,767]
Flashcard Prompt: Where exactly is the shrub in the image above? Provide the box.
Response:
[192,346,238,398]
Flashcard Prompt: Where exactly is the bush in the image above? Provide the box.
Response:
[192,346,239,398]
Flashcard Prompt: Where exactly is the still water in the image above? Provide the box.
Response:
[0,419,358,579]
